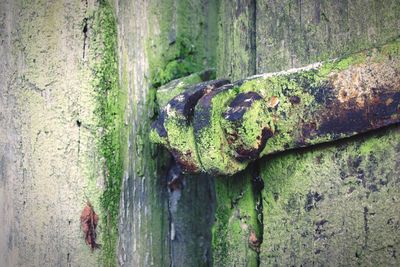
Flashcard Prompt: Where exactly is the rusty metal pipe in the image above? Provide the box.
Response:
[151,41,400,175]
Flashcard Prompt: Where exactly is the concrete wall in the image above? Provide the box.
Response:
[0,0,112,265]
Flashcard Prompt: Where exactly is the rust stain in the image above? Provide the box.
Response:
[230,127,273,162]
[170,149,200,173]
[151,42,400,175]
[248,230,261,252]
[332,62,400,108]
[80,202,100,251]
[267,96,280,108]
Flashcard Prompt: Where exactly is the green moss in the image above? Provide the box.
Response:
[259,126,400,265]
[156,69,216,109]
[195,88,248,175]
[235,40,400,158]
[150,70,219,171]
[151,37,199,87]
[147,0,217,88]
[237,73,318,155]
[213,173,262,266]
[147,34,199,87]
[90,1,126,265]
[221,97,273,159]
[216,1,256,80]
[151,40,400,176]
[149,128,168,146]
[164,117,201,170]
[318,40,400,78]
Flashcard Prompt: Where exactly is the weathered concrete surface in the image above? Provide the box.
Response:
[0,1,19,265]
[0,0,106,266]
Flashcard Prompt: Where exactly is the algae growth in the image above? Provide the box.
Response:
[91,1,126,265]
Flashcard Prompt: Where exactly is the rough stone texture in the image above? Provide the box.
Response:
[0,0,106,266]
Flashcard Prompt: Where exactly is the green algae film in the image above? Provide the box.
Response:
[259,126,400,266]
[91,2,126,265]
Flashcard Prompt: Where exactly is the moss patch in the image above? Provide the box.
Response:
[194,87,248,175]
[259,126,400,266]
[156,69,216,108]
[151,40,400,176]
[90,1,126,265]
[213,171,262,266]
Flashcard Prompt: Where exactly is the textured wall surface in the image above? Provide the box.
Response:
[256,0,400,72]
[116,0,219,266]
[116,0,170,265]
[0,0,111,266]
[260,126,400,266]
[1,0,399,266]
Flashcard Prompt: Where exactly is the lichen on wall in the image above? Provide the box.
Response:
[260,126,400,266]
[89,0,126,265]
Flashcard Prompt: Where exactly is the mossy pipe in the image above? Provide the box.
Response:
[151,77,230,172]
[151,41,400,175]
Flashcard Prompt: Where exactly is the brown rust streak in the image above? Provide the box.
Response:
[332,62,400,108]
[229,127,274,162]
[170,148,200,173]
[302,61,400,142]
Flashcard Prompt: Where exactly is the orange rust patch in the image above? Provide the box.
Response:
[331,62,400,108]
[386,98,394,106]
[267,96,279,108]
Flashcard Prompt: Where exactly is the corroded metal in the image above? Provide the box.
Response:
[151,41,400,175]
[151,79,230,172]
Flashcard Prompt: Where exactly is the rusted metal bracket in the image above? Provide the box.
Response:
[151,41,400,175]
